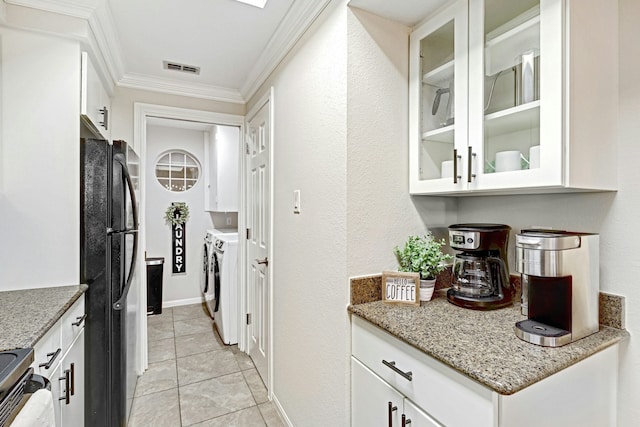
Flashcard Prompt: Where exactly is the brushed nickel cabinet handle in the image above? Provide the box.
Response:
[72,314,87,327]
[39,348,61,369]
[382,359,413,381]
[402,414,412,426]
[453,148,458,184]
[70,363,75,396]
[388,401,398,427]
[99,107,108,130]
[59,369,70,404]
[468,146,476,182]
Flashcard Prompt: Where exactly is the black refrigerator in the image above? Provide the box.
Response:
[81,138,139,427]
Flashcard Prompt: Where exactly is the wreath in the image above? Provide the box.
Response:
[165,202,190,226]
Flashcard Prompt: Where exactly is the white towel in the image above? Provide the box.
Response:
[9,389,55,427]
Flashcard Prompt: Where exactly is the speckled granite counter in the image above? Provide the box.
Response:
[0,285,87,351]
[349,292,629,395]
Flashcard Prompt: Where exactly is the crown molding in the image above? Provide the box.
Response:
[86,1,125,93]
[119,73,245,104]
[3,0,332,106]
[3,0,96,19]
[240,0,332,101]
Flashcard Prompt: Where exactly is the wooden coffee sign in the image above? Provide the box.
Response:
[382,271,420,306]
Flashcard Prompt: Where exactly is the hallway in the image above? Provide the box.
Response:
[128,303,284,426]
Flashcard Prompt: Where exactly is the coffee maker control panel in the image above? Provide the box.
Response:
[449,230,480,250]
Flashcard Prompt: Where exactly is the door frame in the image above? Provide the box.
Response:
[242,87,274,397]
[133,102,245,374]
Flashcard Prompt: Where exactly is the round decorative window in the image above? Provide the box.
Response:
[155,150,200,192]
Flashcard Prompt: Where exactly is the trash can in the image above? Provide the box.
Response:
[146,257,164,315]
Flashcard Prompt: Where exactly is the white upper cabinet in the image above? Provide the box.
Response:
[410,0,618,195]
[204,125,240,212]
[409,0,468,194]
[81,51,111,140]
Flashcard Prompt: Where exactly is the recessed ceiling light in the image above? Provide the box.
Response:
[234,0,268,8]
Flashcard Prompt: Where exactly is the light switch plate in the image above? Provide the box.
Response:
[293,190,301,214]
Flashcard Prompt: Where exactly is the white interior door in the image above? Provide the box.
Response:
[246,96,271,386]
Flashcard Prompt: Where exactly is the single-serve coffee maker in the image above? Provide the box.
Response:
[515,230,599,347]
[448,224,513,310]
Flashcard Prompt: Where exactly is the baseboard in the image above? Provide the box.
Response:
[163,296,204,308]
[271,393,293,427]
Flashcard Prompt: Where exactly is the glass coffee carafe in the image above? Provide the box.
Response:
[451,254,508,297]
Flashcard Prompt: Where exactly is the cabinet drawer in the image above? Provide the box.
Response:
[352,316,494,427]
[61,297,86,351]
[33,322,62,377]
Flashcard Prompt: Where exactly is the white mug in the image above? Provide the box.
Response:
[441,160,454,178]
[529,145,540,169]
[495,150,525,172]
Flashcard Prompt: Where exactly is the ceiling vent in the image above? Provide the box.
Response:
[163,61,200,75]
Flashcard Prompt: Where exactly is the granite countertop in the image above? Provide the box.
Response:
[0,285,88,351]
[349,292,629,395]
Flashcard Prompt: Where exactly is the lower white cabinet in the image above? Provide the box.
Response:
[352,357,440,427]
[351,316,619,427]
[58,330,84,427]
[32,296,86,427]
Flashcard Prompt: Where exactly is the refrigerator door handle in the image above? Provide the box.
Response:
[112,153,139,311]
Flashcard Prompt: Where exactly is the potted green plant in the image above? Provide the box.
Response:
[394,232,452,301]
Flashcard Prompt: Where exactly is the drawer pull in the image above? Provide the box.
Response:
[382,359,413,381]
[388,401,398,427]
[39,348,61,370]
[59,369,71,405]
[402,414,412,426]
[70,363,75,396]
[72,314,87,327]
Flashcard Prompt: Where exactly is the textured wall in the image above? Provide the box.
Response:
[248,1,348,425]
[0,30,80,290]
[346,7,457,277]
[245,2,457,425]
[110,87,245,144]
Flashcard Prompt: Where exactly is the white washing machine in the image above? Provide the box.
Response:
[209,233,238,345]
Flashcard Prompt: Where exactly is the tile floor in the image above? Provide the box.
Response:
[129,303,285,427]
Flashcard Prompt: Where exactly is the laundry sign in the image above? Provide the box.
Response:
[165,202,190,274]
[172,223,186,274]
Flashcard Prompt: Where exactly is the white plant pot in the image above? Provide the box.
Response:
[419,279,436,302]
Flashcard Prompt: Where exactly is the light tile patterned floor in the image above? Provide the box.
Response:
[129,303,284,427]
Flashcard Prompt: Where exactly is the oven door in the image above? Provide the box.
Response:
[1,370,53,427]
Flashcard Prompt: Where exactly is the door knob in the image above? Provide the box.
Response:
[256,257,269,267]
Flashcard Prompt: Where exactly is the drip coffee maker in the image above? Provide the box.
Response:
[448,224,513,310]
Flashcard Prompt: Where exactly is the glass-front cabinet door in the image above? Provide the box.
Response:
[409,0,468,194]
[409,0,616,195]
[467,0,563,191]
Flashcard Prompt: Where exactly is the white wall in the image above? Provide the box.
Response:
[110,87,245,144]
[248,2,348,425]
[0,28,80,290]
[145,125,213,305]
[346,7,457,276]
[245,2,455,425]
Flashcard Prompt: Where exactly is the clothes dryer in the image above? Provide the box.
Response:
[201,229,237,319]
